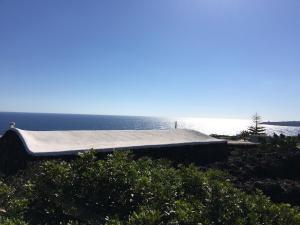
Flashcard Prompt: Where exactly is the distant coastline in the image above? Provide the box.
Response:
[262,121,300,127]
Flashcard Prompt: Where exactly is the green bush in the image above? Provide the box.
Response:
[1,151,300,224]
[0,180,28,224]
[258,134,299,151]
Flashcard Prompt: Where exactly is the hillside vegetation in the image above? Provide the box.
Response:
[211,134,300,206]
[0,151,299,225]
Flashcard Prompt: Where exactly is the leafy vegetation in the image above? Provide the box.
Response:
[260,133,299,150]
[213,134,300,206]
[0,180,28,224]
[0,151,299,225]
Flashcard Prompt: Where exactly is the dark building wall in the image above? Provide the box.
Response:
[132,144,228,165]
[0,130,32,174]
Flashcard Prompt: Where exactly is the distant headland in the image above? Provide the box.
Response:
[262,121,300,127]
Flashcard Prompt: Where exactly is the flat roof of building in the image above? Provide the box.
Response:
[6,128,226,156]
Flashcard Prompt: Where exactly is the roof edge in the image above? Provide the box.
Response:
[5,128,36,156]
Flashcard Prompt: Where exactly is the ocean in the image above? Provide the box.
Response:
[0,112,299,136]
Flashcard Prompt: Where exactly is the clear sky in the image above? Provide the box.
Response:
[0,0,299,120]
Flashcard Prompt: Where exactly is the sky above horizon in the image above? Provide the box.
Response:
[0,0,299,121]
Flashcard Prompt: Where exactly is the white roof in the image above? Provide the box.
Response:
[8,128,226,156]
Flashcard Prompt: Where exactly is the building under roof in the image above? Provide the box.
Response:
[0,127,227,173]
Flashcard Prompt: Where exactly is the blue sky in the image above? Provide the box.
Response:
[0,0,299,120]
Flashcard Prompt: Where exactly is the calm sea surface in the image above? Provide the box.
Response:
[0,112,299,136]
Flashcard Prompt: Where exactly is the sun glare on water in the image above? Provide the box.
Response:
[176,117,252,136]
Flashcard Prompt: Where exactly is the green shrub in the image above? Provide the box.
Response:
[0,180,28,224]
[1,151,300,224]
[260,134,298,150]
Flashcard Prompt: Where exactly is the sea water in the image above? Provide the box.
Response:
[0,112,299,136]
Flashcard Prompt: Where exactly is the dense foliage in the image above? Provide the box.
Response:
[259,133,299,150]
[211,134,300,206]
[0,151,299,225]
